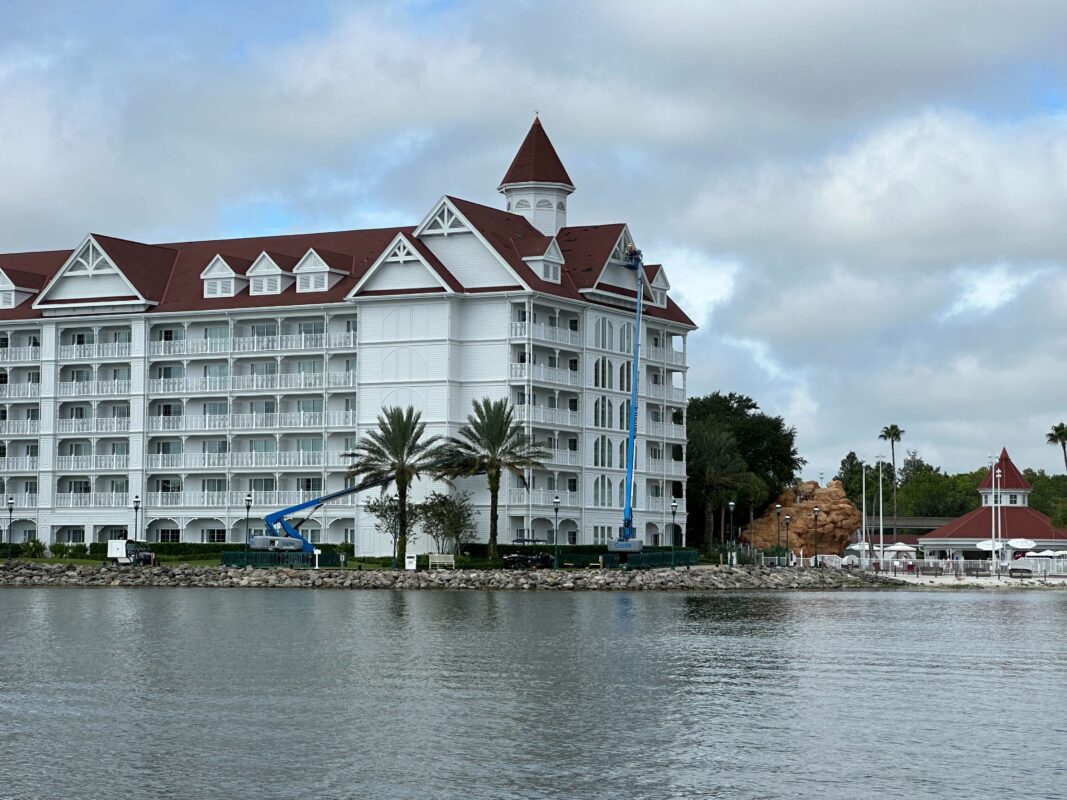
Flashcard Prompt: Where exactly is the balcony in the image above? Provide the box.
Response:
[55,492,129,508]
[144,490,361,508]
[648,458,686,477]
[509,321,583,348]
[0,420,39,435]
[58,342,131,360]
[646,496,665,512]
[54,454,130,471]
[9,493,37,508]
[513,405,581,427]
[647,421,686,440]
[0,456,38,472]
[545,449,581,467]
[147,331,356,357]
[57,417,131,434]
[57,380,131,397]
[508,488,581,507]
[144,451,345,470]
[146,411,355,433]
[146,372,356,394]
[0,383,40,399]
[646,345,686,366]
[511,362,581,387]
[0,345,40,362]
[647,383,685,403]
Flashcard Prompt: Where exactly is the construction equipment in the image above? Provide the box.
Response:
[262,476,391,553]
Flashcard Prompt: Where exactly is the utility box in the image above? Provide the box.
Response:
[404,553,417,571]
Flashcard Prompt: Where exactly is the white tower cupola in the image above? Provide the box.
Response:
[498,117,575,236]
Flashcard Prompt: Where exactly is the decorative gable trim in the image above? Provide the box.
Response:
[293,249,346,294]
[592,226,654,300]
[413,196,472,238]
[32,234,149,312]
[347,233,453,298]
[0,269,37,309]
[521,236,565,284]
[246,252,295,296]
[199,255,250,299]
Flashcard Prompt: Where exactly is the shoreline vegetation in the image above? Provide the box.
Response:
[2,561,1063,591]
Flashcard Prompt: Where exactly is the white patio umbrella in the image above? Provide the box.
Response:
[1006,538,1036,550]
[975,540,1002,551]
[1055,550,1067,557]
[885,543,916,552]
[1035,550,1057,557]
[846,542,871,551]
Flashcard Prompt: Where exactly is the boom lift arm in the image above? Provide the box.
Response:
[264,475,391,552]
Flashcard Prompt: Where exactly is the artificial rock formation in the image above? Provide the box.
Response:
[743,480,861,557]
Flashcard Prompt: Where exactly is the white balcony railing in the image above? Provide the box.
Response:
[9,493,37,508]
[514,405,581,427]
[145,411,354,432]
[0,383,40,399]
[57,417,131,433]
[509,488,581,507]
[55,455,93,471]
[148,331,356,357]
[144,490,359,508]
[55,492,130,508]
[57,380,131,397]
[55,455,131,472]
[647,458,686,476]
[0,456,37,472]
[646,497,665,512]
[58,342,131,360]
[55,493,93,508]
[0,420,39,435]
[529,364,581,387]
[0,346,40,362]
[647,383,685,402]
[545,449,581,467]
[146,372,355,394]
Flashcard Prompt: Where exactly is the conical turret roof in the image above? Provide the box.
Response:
[978,448,1031,491]
[499,117,574,189]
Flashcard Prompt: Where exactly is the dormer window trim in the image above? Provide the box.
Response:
[199,255,247,299]
[293,249,347,294]
[246,252,293,296]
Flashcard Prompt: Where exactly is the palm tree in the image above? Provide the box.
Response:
[688,421,748,556]
[439,398,549,561]
[344,406,444,563]
[1048,422,1067,473]
[879,424,904,532]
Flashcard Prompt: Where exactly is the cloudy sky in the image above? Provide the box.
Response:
[3,0,1067,479]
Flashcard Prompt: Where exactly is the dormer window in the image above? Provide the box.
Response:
[204,278,234,297]
[541,263,560,282]
[200,254,248,299]
[250,275,280,295]
[293,249,346,294]
[0,291,13,308]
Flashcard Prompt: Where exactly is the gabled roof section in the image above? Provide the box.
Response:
[200,254,252,279]
[979,448,1031,491]
[247,252,294,276]
[499,117,574,189]
[293,248,350,274]
[33,234,175,309]
[646,264,670,290]
[349,231,461,297]
[921,506,1067,542]
[0,267,46,292]
[413,196,473,238]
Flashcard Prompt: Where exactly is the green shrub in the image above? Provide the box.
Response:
[87,541,356,559]
[22,538,46,558]
[68,544,89,559]
[49,543,70,559]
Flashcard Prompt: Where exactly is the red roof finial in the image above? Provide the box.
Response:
[499,118,574,190]
[977,448,1031,491]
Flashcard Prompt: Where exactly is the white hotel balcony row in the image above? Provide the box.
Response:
[147,332,355,357]
[508,488,582,507]
[0,383,41,399]
[145,451,351,470]
[143,491,361,508]
[57,342,132,360]
[507,321,685,366]
[146,411,358,432]
[55,455,131,471]
[508,364,685,402]
[145,372,356,394]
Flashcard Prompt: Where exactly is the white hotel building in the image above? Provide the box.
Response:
[0,120,694,554]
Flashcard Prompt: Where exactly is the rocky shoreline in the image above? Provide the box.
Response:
[0,561,907,591]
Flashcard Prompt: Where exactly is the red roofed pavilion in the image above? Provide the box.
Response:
[921,449,1067,556]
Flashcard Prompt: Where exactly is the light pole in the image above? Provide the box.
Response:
[244,492,253,566]
[5,496,12,560]
[876,453,886,565]
[995,466,1002,580]
[670,498,678,569]
[775,503,782,566]
[133,495,140,542]
[553,494,560,570]
[784,514,791,566]
[860,459,867,568]
[812,506,821,567]
[728,500,735,565]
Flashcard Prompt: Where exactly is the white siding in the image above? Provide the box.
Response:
[421,232,516,288]
[361,261,440,292]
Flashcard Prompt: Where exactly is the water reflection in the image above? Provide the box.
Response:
[1,589,1065,800]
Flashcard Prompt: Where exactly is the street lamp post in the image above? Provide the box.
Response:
[995,466,1003,580]
[728,500,736,565]
[553,494,560,570]
[813,506,821,567]
[670,498,678,569]
[5,496,12,560]
[244,493,253,566]
[876,454,886,565]
[775,503,782,566]
[133,495,140,542]
[784,514,791,566]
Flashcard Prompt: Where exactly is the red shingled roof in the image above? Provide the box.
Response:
[92,234,178,302]
[499,118,574,189]
[921,505,1067,542]
[978,448,1031,491]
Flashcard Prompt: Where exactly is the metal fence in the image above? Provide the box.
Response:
[220,551,346,569]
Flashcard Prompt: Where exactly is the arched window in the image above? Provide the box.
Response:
[594,357,613,389]
[619,323,633,354]
[594,318,613,350]
[514,199,531,209]
[618,361,632,392]
[594,435,612,468]
[619,481,626,508]
[536,199,553,208]
[618,440,628,469]
[556,201,566,211]
[594,476,613,507]
[618,399,631,431]
[594,396,613,428]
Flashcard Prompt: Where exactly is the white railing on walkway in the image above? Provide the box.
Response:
[0,346,40,362]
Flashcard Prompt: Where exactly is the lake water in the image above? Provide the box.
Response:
[1,588,1065,800]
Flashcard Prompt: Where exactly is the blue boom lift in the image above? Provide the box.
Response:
[263,475,390,552]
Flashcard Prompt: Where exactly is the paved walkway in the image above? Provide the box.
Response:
[889,571,1067,589]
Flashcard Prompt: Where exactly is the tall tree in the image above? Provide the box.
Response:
[344,406,444,563]
[439,398,549,561]
[421,491,479,555]
[878,424,905,531]
[687,421,748,556]
[1047,422,1067,473]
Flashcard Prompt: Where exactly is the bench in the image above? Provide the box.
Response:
[1009,567,1033,579]
[919,566,944,576]
[428,553,455,570]
[965,567,991,577]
